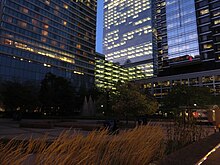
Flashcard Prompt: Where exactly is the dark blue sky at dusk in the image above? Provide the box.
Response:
[96,0,104,53]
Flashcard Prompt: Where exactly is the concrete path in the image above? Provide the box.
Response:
[202,145,220,165]
[159,133,220,165]
[1,119,219,165]
[0,119,89,140]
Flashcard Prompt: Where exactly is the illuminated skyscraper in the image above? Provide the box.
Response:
[0,0,97,89]
[103,0,156,78]
[157,0,220,76]
[137,0,220,98]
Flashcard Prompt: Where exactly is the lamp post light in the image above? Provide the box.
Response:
[100,104,105,115]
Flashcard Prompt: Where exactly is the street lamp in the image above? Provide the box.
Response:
[101,104,104,115]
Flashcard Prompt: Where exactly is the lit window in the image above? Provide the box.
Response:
[42,30,48,36]
[63,21,67,26]
[43,24,49,29]
[45,0,50,5]
[214,12,220,17]
[214,19,220,25]
[76,44,81,49]
[203,44,212,49]
[64,4,68,9]
[4,39,13,45]
[161,2,166,6]
[200,9,209,15]
[21,7,28,14]
[18,21,27,28]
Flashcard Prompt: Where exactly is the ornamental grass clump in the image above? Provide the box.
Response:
[166,122,211,153]
[0,125,164,165]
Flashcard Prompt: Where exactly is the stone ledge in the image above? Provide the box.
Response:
[19,121,54,129]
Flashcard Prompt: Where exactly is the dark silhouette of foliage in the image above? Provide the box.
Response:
[39,73,76,115]
[112,82,158,118]
[162,85,214,120]
[163,85,212,110]
[95,88,113,116]
[1,82,39,112]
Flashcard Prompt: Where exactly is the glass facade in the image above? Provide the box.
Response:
[138,0,220,98]
[166,0,200,60]
[0,0,97,89]
[103,0,155,77]
[157,0,220,76]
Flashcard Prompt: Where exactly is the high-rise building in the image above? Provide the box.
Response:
[157,0,220,76]
[103,0,156,78]
[0,0,97,89]
[138,0,220,98]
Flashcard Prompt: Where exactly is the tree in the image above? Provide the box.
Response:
[162,85,213,119]
[39,73,76,115]
[112,82,158,119]
[1,81,39,112]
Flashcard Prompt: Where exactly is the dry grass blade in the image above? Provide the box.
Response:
[0,125,165,165]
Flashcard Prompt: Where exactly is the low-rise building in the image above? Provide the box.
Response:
[136,69,220,99]
[95,53,147,90]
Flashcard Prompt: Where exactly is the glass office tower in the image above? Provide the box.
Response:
[157,0,220,76]
[0,0,97,89]
[136,0,220,98]
[103,0,156,77]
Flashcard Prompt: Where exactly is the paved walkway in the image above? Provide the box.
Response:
[159,132,220,165]
[1,119,220,165]
[203,146,220,165]
[0,119,89,140]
